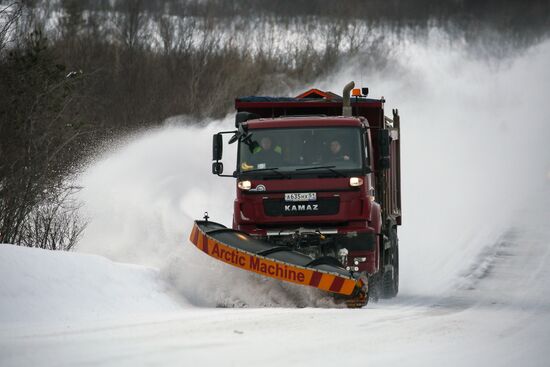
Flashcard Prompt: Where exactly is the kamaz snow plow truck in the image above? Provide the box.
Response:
[189,81,401,307]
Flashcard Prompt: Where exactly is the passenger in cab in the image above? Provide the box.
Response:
[327,140,350,162]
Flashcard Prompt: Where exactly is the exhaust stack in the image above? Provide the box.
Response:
[342,81,355,117]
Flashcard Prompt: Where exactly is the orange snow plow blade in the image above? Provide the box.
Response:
[189,220,367,303]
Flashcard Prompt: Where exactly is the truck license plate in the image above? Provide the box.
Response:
[284,192,317,202]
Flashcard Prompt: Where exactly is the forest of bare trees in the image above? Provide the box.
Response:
[1,0,548,250]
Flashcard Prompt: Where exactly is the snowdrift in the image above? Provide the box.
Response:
[0,244,183,326]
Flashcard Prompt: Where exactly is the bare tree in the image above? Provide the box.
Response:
[0,24,89,248]
[0,2,23,54]
[114,0,147,51]
[18,184,87,251]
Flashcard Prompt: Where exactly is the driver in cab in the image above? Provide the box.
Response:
[249,137,282,168]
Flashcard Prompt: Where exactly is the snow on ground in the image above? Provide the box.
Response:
[0,194,549,366]
[0,244,183,329]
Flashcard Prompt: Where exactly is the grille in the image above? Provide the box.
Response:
[264,198,340,216]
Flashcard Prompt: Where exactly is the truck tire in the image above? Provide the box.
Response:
[381,226,399,298]
[368,274,380,303]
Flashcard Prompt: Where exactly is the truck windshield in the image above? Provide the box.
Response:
[238,127,363,175]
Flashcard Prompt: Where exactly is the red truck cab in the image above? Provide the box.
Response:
[212,83,401,298]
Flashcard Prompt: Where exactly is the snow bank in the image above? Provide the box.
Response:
[0,244,183,326]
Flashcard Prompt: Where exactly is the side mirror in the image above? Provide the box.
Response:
[228,123,250,145]
[212,162,224,175]
[378,129,390,157]
[377,129,391,170]
[213,134,223,161]
[378,157,390,170]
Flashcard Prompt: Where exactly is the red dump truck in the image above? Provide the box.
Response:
[189,81,401,307]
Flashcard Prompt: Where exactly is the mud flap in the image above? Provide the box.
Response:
[189,220,367,301]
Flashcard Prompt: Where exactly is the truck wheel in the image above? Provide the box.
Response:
[368,274,380,303]
[381,226,399,298]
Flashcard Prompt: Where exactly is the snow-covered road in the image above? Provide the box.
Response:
[1,187,548,367]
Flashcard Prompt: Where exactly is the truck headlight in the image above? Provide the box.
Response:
[349,177,364,187]
[238,180,251,190]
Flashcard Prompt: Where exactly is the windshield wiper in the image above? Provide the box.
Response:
[241,167,289,178]
[295,165,346,177]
